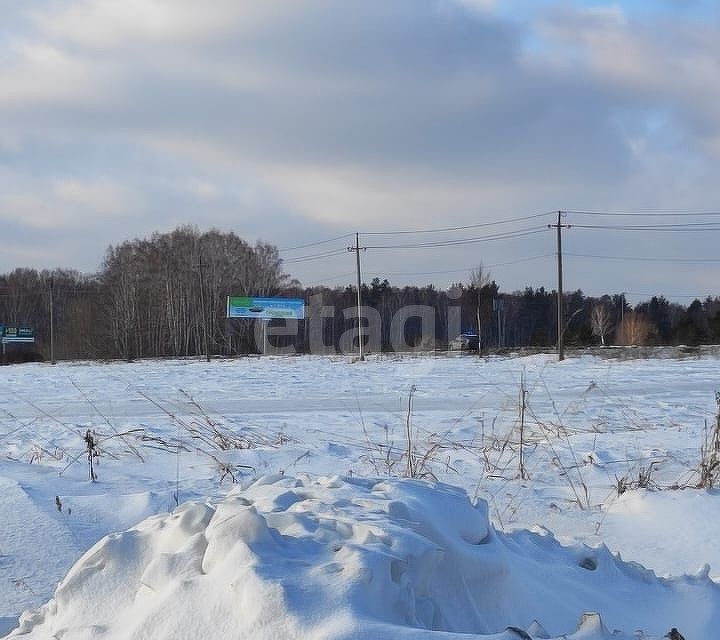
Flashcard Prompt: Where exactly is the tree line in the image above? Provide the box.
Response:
[292,279,720,353]
[1,226,719,361]
[0,227,289,361]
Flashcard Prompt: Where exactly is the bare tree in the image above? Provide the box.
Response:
[97,227,293,359]
[103,243,141,361]
[615,311,653,346]
[590,303,613,346]
[470,264,491,348]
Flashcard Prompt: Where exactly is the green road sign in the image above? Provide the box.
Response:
[1,326,35,343]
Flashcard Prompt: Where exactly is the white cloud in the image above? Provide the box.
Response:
[53,178,139,216]
[0,178,142,230]
[30,0,279,49]
[446,0,497,14]
[0,42,104,107]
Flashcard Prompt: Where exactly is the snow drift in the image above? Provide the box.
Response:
[7,475,718,639]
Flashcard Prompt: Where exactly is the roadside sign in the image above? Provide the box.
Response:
[2,326,35,344]
[226,296,305,320]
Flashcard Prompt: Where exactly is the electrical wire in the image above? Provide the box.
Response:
[279,211,556,257]
[477,253,554,269]
[564,209,720,217]
[296,254,553,287]
[365,254,554,278]
[572,222,720,232]
[566,252,720,264]
[281,248,349,264]
[303,272,356,286]
[364,226,548,249]
[363,211,555,235]
[279,233,355,253]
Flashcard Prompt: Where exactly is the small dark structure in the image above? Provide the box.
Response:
[449,332,479,352]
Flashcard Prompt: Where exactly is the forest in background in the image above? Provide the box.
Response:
[1,226,719,361]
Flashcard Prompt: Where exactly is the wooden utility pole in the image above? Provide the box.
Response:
[549,212,571,361]
[347,233,366,361]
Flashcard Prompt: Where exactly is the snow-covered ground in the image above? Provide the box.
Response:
[1,352,719,638]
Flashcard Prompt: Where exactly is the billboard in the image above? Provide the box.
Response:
[226,296,305,320]
[1,326,35,343]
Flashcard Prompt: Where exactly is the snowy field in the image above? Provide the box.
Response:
[1,351,719,638]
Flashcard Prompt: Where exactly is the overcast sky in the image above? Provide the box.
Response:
[2,0,719,302]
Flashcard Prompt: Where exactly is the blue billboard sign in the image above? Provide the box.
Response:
[226,297,305,320]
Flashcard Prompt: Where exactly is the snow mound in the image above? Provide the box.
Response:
[7,475,719,639]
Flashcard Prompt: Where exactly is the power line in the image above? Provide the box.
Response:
[273,211,720,298]
[303,271,356,286]
[298,254,552,286]
[566,252,720,264]
[364,226,548,249]
[565,209,720,217]
[572,222,720,232]
[364,211,555,235]
[281,248,348,264]
[298,254,554,286]
[279,212,555,256]
[278,233,355,253]
[273,208,720,253]
[364,254,554,278]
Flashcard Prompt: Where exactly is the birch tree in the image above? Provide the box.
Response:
[590,303,613,346]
